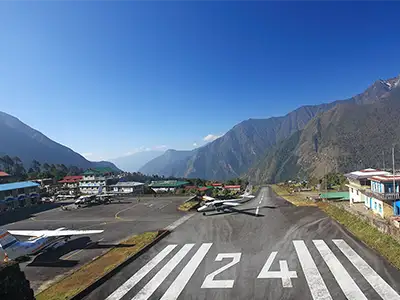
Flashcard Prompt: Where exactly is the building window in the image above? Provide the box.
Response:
[374,202,377,210]
[351,188,354,193]
[379,204,382,213]
[356,190,359,195]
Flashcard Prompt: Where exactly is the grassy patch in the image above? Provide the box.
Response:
[36,231,160,300]
[252,185,260,194]
[271,184,317,207]
[319,203,400,270]
[178,200,199,211]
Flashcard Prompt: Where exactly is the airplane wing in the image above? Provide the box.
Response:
[222,202,241,206]
[8,229,104,237]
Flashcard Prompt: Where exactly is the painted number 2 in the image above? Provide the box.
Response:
[257,251,297,287]
[201,253,241,288]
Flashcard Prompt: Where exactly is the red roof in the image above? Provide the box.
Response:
[185,185,198,189]
[58,175,83,183]
[0,171,10,177]
[224,185,241,189]
[211,183,222,186]
[198,187,210,191]
[369,175,400,182]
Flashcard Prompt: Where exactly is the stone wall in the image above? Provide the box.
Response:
[334,202,400,244]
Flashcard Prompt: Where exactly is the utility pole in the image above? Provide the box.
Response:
[392,147,396,194]
[383,150,386,170]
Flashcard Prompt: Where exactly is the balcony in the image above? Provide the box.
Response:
[362,189,400,201]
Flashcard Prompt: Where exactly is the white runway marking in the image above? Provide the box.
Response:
[165,214,195,231]
[161,243,212,299]
[255,206,260,216]
[293,240,332,300]
[313,240,367,300]
[132,244,195,300]
[258,251,297,288]
[105,244,177,300]
[333,239,400,300]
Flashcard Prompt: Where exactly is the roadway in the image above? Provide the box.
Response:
[85,186,400,300]
[3,195,189,293]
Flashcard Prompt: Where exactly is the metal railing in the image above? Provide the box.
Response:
[362,189,399,201]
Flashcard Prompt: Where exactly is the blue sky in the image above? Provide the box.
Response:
[1,1,400,161]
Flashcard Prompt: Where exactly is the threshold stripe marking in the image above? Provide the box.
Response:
[333,239,400,300]
[132,244,195,300]
[293,240,332,300]
[105,244,177,300]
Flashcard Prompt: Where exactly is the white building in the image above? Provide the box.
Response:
[79,168,114,195]
[344,169,390,204]
[110,181,144,194]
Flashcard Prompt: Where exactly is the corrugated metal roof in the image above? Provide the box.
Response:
[0,171,10,177]
[319,192,349,200]
[0,181,40,192]
[111,181,144,187]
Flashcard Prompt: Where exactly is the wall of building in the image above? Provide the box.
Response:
[349,185,363,203]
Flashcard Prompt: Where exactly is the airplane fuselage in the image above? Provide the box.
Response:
[1,235,69,261]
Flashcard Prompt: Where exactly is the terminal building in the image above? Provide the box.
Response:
[79,168,115,194]
[0,181,40,212]
[110,181,144,195]
[148,180,189,193]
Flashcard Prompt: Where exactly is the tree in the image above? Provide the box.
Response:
[31,160,41,173]
[1,155,14,173]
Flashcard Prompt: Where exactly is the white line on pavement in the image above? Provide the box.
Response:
[105,244,177,300]
[132,244,195,300]
[165,214,195,231]
[293,240,332,300]
[160,243,213,300]
[255,206,260,216]
[313,240,367,300]
[333,239,400,300]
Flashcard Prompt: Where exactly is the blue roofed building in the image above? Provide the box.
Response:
[0,181,40,212]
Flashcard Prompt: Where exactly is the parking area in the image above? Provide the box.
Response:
[2,195,189,293]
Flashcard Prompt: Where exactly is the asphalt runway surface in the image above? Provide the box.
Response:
[85,187,400,300]
[2,195,189,292]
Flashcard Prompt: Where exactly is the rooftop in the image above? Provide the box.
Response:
[224,185,241,189]
[369,175,400,182]
[319,192,350,200]
[148,180,190,188]
[111,181,144,187]
[0,171,10,177]
[59,176,83,183]
[0,181,40,192]
[345,168,390,180]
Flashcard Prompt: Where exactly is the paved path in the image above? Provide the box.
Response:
[85,187,400,300]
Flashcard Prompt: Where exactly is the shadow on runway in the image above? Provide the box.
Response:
[26,237,136,267]
[0,202,74,226]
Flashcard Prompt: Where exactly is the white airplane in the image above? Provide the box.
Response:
[0,227,104,261]
[197,194,254,214]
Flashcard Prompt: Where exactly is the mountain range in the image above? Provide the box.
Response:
[0,111,119,171]
[139,74,400,182]
[110,151,164,172]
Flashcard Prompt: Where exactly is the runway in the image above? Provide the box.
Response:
[84,187,400,300]
[2,195,189,292]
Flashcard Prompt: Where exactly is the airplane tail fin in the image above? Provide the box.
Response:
[0,228,18,250]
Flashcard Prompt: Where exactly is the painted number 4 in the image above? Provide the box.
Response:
[257,251,297,288]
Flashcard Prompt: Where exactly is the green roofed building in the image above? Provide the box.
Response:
[80,167,116,195]
[148,180,189,193]
[319,192,349,201]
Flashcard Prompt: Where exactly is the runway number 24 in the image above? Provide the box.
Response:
[201,251,297,289]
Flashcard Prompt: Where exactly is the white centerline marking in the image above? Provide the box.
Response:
[165,214,195,231]
[313,240,367,300]
[293,240,332,300]
[105,245,177,300]
[161,243,213,299]
[333,239,400,300]
[255,206,260,216]
[132,244,195,300]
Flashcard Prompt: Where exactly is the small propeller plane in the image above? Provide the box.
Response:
[0,227,104,261]
[197,193,255,215]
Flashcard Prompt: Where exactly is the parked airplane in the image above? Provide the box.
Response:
[0,227,104,261]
